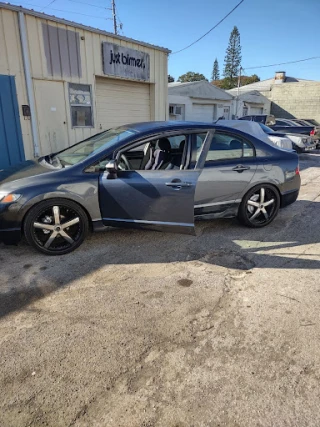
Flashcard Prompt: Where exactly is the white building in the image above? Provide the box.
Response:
[226,89,271,119]
[168,80,233,122]
[227,72,320,123]
[0,2,170,169]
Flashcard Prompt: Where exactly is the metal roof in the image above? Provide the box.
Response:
[168,80,233,101]
[227,76,315,93]
[0,2,171,53]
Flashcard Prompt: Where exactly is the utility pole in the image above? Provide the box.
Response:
[111,0,117,35]
[235,66,242,119]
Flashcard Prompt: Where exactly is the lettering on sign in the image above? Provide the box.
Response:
[102,42,150,81]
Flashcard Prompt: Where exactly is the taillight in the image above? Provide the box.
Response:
[310,129,315,136]
[295,166,300,175]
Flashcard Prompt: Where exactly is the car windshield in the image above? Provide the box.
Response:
[304,119,319,126]
[53,127,138,166]
[259,123,275,134]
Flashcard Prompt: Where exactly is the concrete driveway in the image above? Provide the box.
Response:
[1,153,320,427]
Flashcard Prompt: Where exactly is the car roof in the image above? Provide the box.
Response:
[121,121,217,133]
[78,120,296,168]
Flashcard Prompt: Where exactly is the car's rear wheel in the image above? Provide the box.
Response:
[238,184,280,228]
[24,199,89,255]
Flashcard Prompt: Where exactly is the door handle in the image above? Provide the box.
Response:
[232,165,250,173]
[166,181,193,188]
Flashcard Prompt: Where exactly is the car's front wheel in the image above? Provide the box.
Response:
[238,184,280,228]
[24,199,89,255]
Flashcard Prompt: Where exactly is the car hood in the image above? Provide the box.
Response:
[0,160,51,186]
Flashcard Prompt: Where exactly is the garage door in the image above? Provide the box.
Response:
[251,106,263,115]
[192,104,214,122]
[95,77,151,130]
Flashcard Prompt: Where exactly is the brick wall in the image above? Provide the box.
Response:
[260,82,320,122]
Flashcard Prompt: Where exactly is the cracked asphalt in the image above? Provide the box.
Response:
[0,152,320,427]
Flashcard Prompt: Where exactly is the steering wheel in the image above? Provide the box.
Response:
[118,153,131,171]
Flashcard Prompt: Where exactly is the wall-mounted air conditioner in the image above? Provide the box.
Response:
[169,105,182,115]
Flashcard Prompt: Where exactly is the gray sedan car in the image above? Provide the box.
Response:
[0,121,300,255]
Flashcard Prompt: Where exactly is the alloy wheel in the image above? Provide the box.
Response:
[33,205,81,251]
[238,184,280,228]
[246,187,277,225]
[24,199,88,255]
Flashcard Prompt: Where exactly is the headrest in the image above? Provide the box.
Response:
[230,139,242,150]
[158,138,171,151]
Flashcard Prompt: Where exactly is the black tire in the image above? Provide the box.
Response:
[238,184,280,228]
[24,199,89,255]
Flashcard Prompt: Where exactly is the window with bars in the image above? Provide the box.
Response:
[69,83,93,127]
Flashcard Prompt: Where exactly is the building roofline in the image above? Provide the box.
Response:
[190,96,231,102]
[168,80,233,100]
[0,2,171,53]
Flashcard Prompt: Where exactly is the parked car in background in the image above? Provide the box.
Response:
[259,123,317,153]
[292,118,319,127]
[270,118,315,136]
[217,120,293,150]
[291,119,320,146]
[239,114,276,126]
[240,115,316,141]
[0,121,300,255]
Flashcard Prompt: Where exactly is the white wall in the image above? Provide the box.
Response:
[231,99,271,119]
[168,94,232,122]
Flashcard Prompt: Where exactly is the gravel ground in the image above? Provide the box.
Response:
[0,152,320,427]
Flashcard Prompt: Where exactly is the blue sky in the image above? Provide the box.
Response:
[13,0,320,81]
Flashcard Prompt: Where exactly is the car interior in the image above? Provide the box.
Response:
[118,135,188,171]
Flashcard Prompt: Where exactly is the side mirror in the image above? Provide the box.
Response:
[106,159,118,179]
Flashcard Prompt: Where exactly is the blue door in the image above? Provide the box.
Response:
[0,75,25,169]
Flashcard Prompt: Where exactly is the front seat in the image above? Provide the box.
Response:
[166,140,185,170]
[145,138,172,170]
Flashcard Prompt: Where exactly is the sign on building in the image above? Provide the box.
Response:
[102,42,150,81]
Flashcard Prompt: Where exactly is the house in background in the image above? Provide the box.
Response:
[226,89,271,119]
[228,71,320,122]
[168,81,233,122]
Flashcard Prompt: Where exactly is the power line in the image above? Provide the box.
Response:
[244,56,320,70]
[65,0,110,10]
[16,1,112,19]
[171,0,245,55]
[41,0,57,11]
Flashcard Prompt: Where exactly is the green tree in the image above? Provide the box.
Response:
[168,74,175,83]
[212,74,260,90]
[223,26,242,89]
[241,74,260,86]
[211,58,220,81]
[177,72,208,83]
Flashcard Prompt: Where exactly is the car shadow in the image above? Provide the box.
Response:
[0,199,319,319]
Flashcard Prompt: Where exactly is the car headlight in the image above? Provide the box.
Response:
[0,192,21,203]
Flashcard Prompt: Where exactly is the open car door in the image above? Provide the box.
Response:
[98,130,214,235]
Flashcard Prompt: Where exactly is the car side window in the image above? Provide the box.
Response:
[275,120,287,126]
[205,133,254,163]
